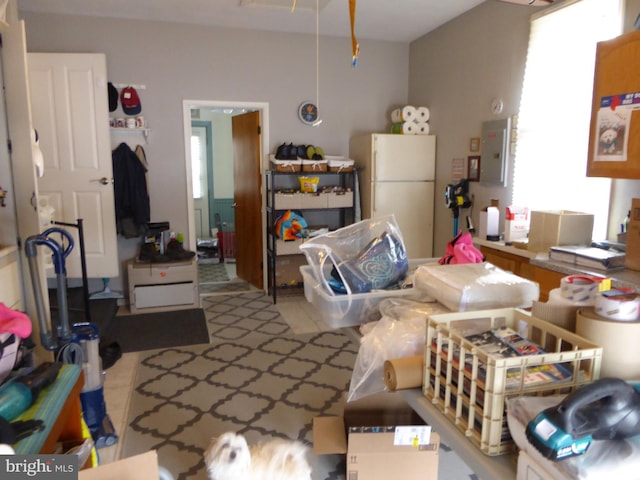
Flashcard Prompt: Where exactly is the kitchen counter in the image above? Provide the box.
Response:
[474,238,640,291]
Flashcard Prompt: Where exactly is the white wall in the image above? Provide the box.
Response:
[410,0,640,254]
[19,2,640,291]
[19,11,409,290]
[409,1,530,252]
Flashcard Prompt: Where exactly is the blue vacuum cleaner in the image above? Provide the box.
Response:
[25,227,118,448]
[526,377,640,461]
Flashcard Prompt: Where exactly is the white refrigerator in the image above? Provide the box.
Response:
[349,133,436,259]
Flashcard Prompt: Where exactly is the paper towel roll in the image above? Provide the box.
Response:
[416,106,430,122]
[576,307,640,380]
[416,122,430,135]
[383,355,424,391]
[391,122,417,135]
[391,106,417,123]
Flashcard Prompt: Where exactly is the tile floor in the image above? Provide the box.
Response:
[96,263,320,465]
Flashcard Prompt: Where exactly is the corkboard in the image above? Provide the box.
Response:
[587,29,640,179]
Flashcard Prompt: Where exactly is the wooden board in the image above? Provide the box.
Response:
[587,29,640,178]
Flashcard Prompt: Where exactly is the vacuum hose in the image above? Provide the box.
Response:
[24,228,74,350]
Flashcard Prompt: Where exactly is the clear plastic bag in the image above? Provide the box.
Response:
[347,298,448,402]
[299,215,409,295]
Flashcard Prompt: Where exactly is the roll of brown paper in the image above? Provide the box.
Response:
[383,355,424,391]
[576,307,640,380]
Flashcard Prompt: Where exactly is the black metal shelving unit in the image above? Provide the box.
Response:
[265,170,356,303]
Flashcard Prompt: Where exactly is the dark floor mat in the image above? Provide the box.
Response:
[101,308,208,353]
[48,287,118,336]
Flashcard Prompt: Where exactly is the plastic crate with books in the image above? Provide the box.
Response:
[423,308,602,456]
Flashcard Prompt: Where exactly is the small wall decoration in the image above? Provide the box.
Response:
[452,157,465,180]
[468,155,481,181]
[470,137,480,152]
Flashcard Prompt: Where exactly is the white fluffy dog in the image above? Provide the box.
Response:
[204,431,312,480]
[600,128,618,153]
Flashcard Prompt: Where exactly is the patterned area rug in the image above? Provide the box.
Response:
[122,292,357,480]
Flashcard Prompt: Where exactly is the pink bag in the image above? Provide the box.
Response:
[439,232,485,265]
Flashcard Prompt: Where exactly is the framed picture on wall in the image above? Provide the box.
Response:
[469,137,480,152]
[468,155,480,181]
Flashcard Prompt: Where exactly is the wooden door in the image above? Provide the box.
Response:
[232,111,262,289]
[28,53,118,278]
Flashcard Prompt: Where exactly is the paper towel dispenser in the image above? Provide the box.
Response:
[480,118,510,187]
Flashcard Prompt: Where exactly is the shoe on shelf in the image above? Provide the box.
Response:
[166,240,196,261]
[138,242,170,263]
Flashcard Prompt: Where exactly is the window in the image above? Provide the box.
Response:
[512,0,623,239]
[191,126,207,199]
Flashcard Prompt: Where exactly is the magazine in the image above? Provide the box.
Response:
[431,328,573,392]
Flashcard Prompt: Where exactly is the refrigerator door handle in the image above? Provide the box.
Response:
[372,182,376,212]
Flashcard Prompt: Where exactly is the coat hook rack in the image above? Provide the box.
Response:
[112,83,146,90]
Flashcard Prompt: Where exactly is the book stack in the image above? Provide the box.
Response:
[549,245,625,270]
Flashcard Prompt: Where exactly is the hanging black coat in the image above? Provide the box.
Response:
[112,142,150,238]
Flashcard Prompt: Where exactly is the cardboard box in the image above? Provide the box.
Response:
[313,392,438,479]
[275,255,307,286]
[313,391,426,454]
[625,198,640,271]
[79,451,159,480]
[527,210,594,252]
[347,427,439,480]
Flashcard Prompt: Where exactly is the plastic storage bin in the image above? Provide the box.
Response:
[424,308,602,456]
[300,258,434,328]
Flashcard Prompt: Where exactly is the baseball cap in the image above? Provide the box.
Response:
[120,86,141,115]
[108,82,118,112]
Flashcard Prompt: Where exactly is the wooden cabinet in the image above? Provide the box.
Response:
[479,245,563,302]
[587,29,640,178]
[127,258,199,313]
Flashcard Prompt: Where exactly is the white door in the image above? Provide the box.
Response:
[373,134,436,181]
[373,181,434,258]
[3,20,52,362]
[28,53,118,278]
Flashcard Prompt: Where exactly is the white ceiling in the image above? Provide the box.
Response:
[16,0,492,43]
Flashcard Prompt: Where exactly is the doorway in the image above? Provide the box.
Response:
[182,100,269,293]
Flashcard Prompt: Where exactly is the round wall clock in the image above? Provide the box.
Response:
[298,101,319,125]
[491,98,504,115]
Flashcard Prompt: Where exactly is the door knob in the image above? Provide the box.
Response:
[91,177,112,185]
[232,202,237,208]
